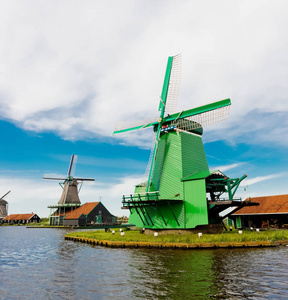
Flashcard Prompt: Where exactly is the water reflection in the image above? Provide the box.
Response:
[126,249,218,298]
[49,240,80,299]
[1,227,288,299]
[125,247,288,299]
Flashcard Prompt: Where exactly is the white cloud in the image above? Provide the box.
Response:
[0,0,288,148]
[212,163,243,172]
[240,173,284,186]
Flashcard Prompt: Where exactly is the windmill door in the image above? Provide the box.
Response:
[96,214,102,223]
[236,216,242,229]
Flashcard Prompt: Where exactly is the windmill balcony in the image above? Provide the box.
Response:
[122,192,160,209]
[47,203,82,209]
[208,197,242,204]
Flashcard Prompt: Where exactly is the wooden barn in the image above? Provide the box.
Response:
[231,194,288,229]
[63,202,116,226]
[3,213,41,224]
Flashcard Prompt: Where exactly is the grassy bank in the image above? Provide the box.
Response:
[31,218,50,226]
[1,218,51,227]
[26,218,69,227]
[66,228,288,244]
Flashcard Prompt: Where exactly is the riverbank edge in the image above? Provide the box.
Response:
[26,226,71,228]
[64,235,288,249]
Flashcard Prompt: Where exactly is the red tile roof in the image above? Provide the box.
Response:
[51,211,67,217]
[4,213,35,221]
[232,194,288,215]
[64,202,99,220]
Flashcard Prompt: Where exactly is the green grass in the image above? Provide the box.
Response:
[36,218,49,226]
[66,228,288,244]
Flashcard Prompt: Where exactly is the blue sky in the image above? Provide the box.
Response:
[0,0,288,217]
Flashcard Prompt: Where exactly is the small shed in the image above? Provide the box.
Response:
[3,213,41,224]
[231,194,288,229]
[63,202,116,226]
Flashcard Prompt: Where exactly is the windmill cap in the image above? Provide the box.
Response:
[0,199,8,204]
[155,119,203,135]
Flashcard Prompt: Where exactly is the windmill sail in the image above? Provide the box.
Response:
[67,155,76,177]
[170,99,231,131]
[114,54,182,135]
[74,177,95,181]
[43,177,67,180]
[1,190,11,199]
[160,53,181,113]
[113,116,158,135]
[137,131,157,191]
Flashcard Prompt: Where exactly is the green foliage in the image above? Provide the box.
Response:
[26,218,56,227]
[39,218,49,225]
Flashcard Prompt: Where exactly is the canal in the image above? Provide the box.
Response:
[1,226,288,299]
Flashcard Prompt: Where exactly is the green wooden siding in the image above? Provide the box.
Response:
[157,132,183,200]
[128,202,185,229]
[184,179,208,228]
[151,139,166,191]
[181,131,209,178]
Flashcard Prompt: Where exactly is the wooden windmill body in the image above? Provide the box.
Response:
[114,55,258,232]
[45,155,94,225]
[58,178,81,205]
[0,191,10,221]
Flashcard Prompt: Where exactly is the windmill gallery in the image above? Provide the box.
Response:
[7,54,288,231]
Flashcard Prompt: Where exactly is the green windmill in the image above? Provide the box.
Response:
[114,54,257,232]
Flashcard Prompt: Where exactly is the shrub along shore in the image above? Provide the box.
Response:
[65,229,288,249]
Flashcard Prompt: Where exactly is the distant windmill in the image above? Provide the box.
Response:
[45,155,95,225]
[114,54,257,231]
[0,190,10,221]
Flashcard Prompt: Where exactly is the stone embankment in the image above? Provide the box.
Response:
[65,235,288,249]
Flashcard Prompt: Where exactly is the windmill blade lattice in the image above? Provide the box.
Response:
[62,182,70,204]
[74,177,95,181]
[67,155,77,177]
[113,54,181,135]
[164,53,181,113]
[137,131,158,190]
[114,116,158,134]
[172,104,230,131]
[43,177,67,181]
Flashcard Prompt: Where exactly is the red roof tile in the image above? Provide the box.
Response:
[232,194,288,215]
[64,202,99,220]
[51,211,67,217]
[4,213,35,221]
